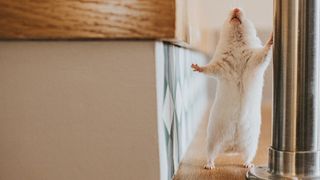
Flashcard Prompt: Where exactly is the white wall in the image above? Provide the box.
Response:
[155,43,211,180]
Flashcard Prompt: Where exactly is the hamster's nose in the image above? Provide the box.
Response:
[233,8,240,14]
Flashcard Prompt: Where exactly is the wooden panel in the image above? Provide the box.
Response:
[0,0,176,39]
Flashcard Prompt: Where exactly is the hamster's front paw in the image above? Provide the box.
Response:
[191,64,204,72]
[267,32,273,46]
[243,162,254,168]
[204,161,215,170]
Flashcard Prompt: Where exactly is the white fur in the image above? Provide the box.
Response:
[192,8,273,169]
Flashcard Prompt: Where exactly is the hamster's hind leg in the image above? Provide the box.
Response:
[204,134,223,170]
[242,138,258,168]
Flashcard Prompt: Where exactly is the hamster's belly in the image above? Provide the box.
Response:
[221,119,261,153]
[211,82,241,121]
[210,80,262,152]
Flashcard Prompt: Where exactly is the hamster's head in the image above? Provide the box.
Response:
[221,8,257,42]
[229,8,243,25]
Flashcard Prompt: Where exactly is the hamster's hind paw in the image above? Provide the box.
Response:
[204,161,215,170]
[243,162,254,169]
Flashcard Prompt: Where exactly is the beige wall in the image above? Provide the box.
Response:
[196,0,273,29]
[0,41,160,180]
[189,0,273,54]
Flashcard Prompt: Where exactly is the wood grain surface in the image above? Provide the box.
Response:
[0,0,176,40]
[174,105,272,180]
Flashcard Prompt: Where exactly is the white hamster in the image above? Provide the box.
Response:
[191,8,273,169]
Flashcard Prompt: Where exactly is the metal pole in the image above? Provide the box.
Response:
[247,0,320,179]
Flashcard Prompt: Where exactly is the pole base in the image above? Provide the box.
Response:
[268,148,320,177]
[246,166,320,180]
[246,166,279,180]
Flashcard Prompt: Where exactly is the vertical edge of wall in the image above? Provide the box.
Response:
[174,0,188,44]
[155,42,168,180]
[0,41,160,180]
